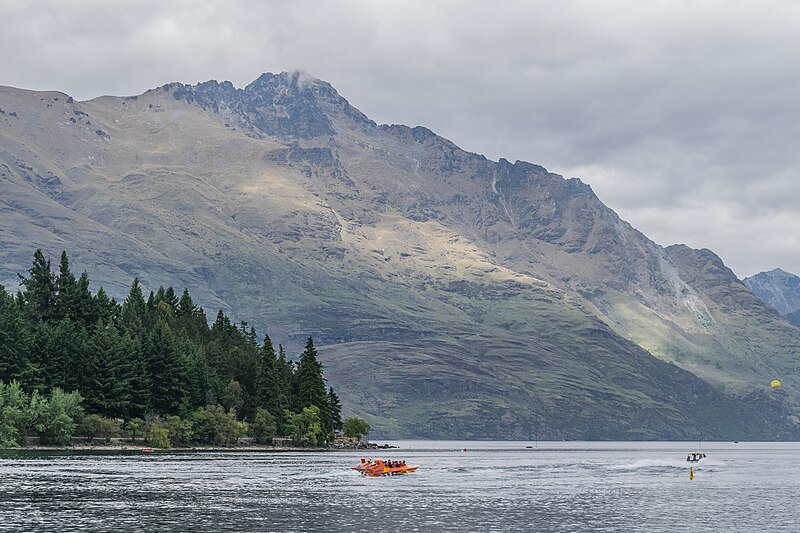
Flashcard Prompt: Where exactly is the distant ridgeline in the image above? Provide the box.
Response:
[0,249,343,446]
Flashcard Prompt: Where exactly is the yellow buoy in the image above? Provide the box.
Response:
[771,380,782,389]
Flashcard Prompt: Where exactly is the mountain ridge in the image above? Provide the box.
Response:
[744,268,800,323]
[1,72,799,438]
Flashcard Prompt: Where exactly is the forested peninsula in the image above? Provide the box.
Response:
[0,250,370,449]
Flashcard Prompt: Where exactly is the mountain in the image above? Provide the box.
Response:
[2,71,799,439]
[744,269,800,327]
[788,310,800,328]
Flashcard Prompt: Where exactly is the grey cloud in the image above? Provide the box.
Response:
[3,0,800,277]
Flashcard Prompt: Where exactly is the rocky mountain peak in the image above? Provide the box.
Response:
[744,268,800,317]
[172,70,373,140]
[246,70,334,101]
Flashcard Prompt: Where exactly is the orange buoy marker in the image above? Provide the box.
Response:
[689,467,694,480]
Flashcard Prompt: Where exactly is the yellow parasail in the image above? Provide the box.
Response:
[771,380,782,389]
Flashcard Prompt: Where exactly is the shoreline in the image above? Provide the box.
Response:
[2,445,326,452]
[1,441,398,453]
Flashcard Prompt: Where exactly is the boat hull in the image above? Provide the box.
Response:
[352,461,419,477]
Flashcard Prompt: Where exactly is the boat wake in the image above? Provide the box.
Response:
[609,456,723,473]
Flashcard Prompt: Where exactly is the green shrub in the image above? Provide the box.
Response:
[145,425,171,448]
[78,414,118,442]
[0,381,33,447]
[164,415,193,447]
[191,405,245,446]
[33,388,84,445]
[250,408,276,445]
[126,418,145,442]
[286,406,326,447]
[342,417,370,440]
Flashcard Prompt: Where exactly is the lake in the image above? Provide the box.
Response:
[2,441,799,532]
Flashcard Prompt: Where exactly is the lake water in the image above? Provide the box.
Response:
[1,441,799,532]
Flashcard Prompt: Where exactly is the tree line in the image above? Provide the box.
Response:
[0,249,367,447]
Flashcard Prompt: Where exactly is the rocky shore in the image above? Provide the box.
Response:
[3,436,397,453]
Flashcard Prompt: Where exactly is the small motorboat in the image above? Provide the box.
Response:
[686,452,706,463]
[352,458,419,477]
[141,448,154,453]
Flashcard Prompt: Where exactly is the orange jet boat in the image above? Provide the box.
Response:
[352,458,419,477]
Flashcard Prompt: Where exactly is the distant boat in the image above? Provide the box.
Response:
[141,448,154,453]
[686,452,706,463]
[352,458,419,477]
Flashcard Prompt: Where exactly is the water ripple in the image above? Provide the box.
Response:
[1,442,800,531]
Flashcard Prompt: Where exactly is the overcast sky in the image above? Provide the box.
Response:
[3,0,799,278]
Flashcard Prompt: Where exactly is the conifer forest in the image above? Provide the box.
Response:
[0,250,345,448]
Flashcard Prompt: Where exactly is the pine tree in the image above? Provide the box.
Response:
[237,350,259,420]
[145,291,157,328]
[255,335,284,418]
[18,249,56,322]
[120,334,150,419]
[0,288,34,385]
[144,321,189,416]
[164,286,179,311]
[276,344,295,435]
[54,251,77,321]
[202,340,225,404]
[211,310,235,342]
[193,306,209,341]
[84,324,129,418]
[328,387,343,432]
[295,337,332,435]
[43,318,87,392]
[280,344,298,408]
[20,321,46,390]
[93,287,118,328]
[176,338,205,411]
[73,272,96,327]
[121,278,147,335]
[176,289,197,318]
[245,326,258,348]
[184,346,210,410]
[175,289,209,341]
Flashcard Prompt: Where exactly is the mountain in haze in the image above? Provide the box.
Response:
[789,309,800,328]
[744,269,800,327]
[1,71,799,439]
